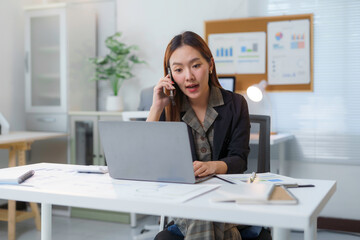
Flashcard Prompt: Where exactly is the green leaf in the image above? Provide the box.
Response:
[88,31,146,95]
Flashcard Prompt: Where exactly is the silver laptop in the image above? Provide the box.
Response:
[98,121,212,184]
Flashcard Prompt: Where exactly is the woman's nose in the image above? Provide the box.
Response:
[184,68,194,81]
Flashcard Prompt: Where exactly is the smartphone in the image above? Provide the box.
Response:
[167,67,176,106]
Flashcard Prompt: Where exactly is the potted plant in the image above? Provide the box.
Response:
[89,32,144,111]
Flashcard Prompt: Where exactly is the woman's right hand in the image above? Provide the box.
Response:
[147,75,175,121]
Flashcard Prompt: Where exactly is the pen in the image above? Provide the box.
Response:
[287,184,315,188]
[249,172,256,183]
[215,175,235,184]
[77,171,106,174]
[19,170,35,184]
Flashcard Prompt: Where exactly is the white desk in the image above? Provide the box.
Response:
[250,133,294,175]
[250,133,293,146]
[0,163,335,240]
[0,132,67,240]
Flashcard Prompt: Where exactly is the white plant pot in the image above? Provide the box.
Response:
[106,95,123,112]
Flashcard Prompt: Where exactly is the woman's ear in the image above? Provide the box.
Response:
[209,58,214,73]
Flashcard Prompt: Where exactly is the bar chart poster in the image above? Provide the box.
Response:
[208,33,236,74]
[208,32,266,74]
[267,19,310,85]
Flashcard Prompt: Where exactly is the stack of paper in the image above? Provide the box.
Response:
[76,165,108,174]
[212,184,274,203]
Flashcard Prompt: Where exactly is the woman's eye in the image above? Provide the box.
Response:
[193,64,201,68]
[174,68,182,73]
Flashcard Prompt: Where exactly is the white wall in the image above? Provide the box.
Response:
[0,0,26,131]
[0,0,26,206]
[0,0,26,169]
[285,161,360,220]
[116,0,248,110]
[116,0,360,220]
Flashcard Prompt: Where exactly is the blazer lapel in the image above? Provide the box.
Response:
[213,98,232,160]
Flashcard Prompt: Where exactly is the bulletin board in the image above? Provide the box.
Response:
[204,14,314,92]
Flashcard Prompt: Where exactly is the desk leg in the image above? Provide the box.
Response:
[9,147,16,167]
[41,203,52,240]
[130,212,137,228]
[304,220,317,240]
[18,148,26,166]
[278,142,286,175]
[8,200,16,240]
[272,227,290,240]
[8,148,16,240]
[30,202,41,230]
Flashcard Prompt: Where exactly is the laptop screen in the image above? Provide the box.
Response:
[98,121,197,184]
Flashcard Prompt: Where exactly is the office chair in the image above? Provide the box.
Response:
[247,114,271,173]
[240,114,272,240]
[137,86,154,111]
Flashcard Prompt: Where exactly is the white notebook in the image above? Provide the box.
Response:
[0,168,35,184]
[212,183,275,203]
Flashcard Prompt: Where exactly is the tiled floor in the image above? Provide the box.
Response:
[0,213,359,240]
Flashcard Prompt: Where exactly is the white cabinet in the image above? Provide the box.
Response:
[69,112,123,166]
[69,111,150,166]
[70,115,100,165]
[24,4,96,132]
[25,8,67,113]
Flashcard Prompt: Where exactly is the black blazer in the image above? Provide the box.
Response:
[161,88,250,174]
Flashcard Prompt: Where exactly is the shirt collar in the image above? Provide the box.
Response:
[181,86,224,112]
[181,86,224,134]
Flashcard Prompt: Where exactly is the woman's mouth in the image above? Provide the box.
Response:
[186,84,199,93]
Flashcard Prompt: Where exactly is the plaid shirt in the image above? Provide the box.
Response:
[181,86,223,161]
[175,87,242,240]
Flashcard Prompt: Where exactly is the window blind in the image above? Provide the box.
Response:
[265,0,360,164]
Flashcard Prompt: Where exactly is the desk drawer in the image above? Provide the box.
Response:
[26,113,67,132]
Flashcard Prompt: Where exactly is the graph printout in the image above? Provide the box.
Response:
[267,19,310,85]
[208,32,266,74]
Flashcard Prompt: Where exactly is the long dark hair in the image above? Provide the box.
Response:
[163,31,221,121]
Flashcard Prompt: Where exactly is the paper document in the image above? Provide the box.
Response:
[216,172,298,187]
[76,165,108,174]
[23,165,219,203]
[267,19,310,85]
[208,32,266,74]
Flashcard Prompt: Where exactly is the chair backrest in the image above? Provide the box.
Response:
[249,114,271,173]
[138,86,154,111]
[121,111,150,121]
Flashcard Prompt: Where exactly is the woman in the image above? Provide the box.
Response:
[148,31,250,240]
